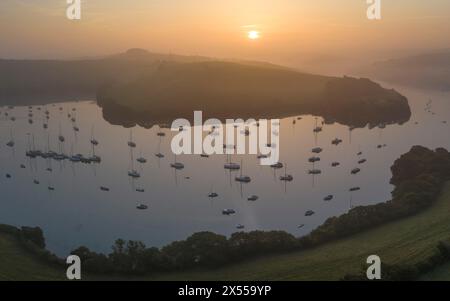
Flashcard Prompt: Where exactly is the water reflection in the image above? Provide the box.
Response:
[0,85,449,256]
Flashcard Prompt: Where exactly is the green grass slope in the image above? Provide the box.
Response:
[0,233,64,281]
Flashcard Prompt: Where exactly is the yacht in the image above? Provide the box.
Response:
[270,162,283,169]
[305,210,315,217]
[128,170,141,178]
[308,169,322,175]
[222,209,236,215]
[128,130,137,148]
[332,138,343,145]
[155,153,165,158]
[137,157,147,164]
[208,192,219,198]
[247,195,259,201]
[308,157,320,163]
[279,164,293,182]
[351,168,361,175]
[171,162,185,170]
[235,160,251,183]
[324,195,333,201]
[311,147,323,154]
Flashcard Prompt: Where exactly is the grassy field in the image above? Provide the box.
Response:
[0,233,64,281]
[1,182,450,281]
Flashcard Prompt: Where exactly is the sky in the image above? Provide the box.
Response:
[0,0,449,69]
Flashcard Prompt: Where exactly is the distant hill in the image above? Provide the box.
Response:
[97,60,411,128]
[361,51,450,91]
[0,49,213,105]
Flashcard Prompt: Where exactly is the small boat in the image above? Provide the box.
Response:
[100,187,110,192]
[20,164,26,169]
[308,157,320,163]
[128,170,141,178]
[46,168,53,172]
[349,187,361,192]
[33,179,40,185]
[357,151,363,156]
[358,159,367,164]
[155,153,165,158]
[73,126,79,132]
[137,204,148,210]
[331,162,340,167]
[332,138,343,145]
[208,192,219,198]
[313,126,322,133]
[224,162,240,170]
[312,147,323,154]
[236,224,245,230]
[351,168,361,175]
[297,224,305,229]
[324,195,333,201]
[270,162,283,169]
[257,154,268,159]
[136,188,145,193]
[6,174,11,179]
[305,210,315,217]
[235,160,251,183]
[308,169,322,175]
[222,209,236,215]
[200,154,210,158]
[280,165,293,182]
[235,175,251,183]
[247,195,259,201]
[171,162,185,170]
[137,157,147,164]
[48,186,55,191]
[157,132,166,137]
[90,155,101,163]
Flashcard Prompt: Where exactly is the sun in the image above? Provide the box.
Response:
[247,30,260,40]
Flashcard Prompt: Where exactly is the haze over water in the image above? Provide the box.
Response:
[0,83,449,255]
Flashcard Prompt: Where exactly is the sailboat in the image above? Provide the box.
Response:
[279,164,294,182]
[235,160,251,183]
[127,129,136,148]
[224,154,240,170]
[170,154,185,170]
[6,129,14,147]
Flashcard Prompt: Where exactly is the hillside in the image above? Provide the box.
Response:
[0,49,208,105]
[97,61,411,128]
[361,51,450,91]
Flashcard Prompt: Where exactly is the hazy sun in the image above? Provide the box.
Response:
[247,31,260,40]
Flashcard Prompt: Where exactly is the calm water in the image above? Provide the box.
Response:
[0,84,449,256]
